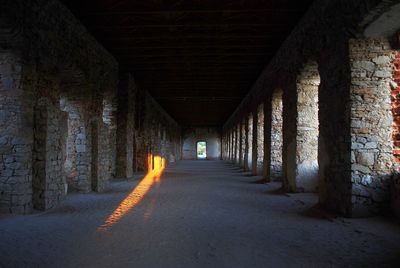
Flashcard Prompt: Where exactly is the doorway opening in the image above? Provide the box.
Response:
[197,141,207,159]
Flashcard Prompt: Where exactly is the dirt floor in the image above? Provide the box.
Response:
[1,160,400,268]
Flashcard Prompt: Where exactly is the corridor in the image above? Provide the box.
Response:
[1,160,399,268]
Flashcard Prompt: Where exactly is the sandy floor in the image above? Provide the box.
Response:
[1,160,400,268]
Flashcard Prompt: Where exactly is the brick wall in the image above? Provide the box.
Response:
[392,52,400,161]
[392,51,400,217]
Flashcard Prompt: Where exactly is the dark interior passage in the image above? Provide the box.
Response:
[2,1,400,267]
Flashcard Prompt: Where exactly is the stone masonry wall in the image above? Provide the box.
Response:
[295,62,320,192]
[0,51,34,213]
[222,133,228,160]
[251,109,258,175]
[223,0,400,216]
[235,126,239,164]
[0,0,182,214]
[60,95,91,193]
[237,124,242,165]
[270,89,283,181]
[243,117,249,171]
[230,132,233,162]
[0,0,118,213]
[98,91,117,191]
[350,38,395,216]
[135,90,181,172]
[241,120,246,168]
[182,128,221,160]
[227,132,230,161]
[33,96,66,210]
[116,74,136,179]
[247,114,253,170]
[256,104,264,174]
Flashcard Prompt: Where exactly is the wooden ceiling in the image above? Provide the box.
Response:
[61,0,313,127]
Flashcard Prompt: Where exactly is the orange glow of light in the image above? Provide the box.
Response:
[98,154,165,232]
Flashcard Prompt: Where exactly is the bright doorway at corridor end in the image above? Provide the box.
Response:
[197,141,207,159]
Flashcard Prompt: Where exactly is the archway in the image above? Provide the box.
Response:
[197,141,207,159]
[295,61,320,192]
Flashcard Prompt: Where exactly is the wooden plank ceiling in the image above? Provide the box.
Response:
[61,0,313,127]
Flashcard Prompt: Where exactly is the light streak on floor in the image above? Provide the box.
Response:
[98,154,165,231]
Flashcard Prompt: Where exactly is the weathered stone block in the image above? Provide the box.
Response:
[356,152,375,166]
[352,163,370,174]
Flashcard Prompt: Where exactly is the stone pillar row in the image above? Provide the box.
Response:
[0,66,180,213]
[221,38,400,217]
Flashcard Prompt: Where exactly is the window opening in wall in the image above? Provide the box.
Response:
[197,141,207,159]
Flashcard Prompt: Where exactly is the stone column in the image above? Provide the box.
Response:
[252,109,258,175]
[230,130,234,162]
[0,51,34,213]
[225,133,228,161]
[241,120,246,168]
[229,129,234,162]
[244,117,249,171]
[32,97,66,210]
[238,123,243,166]
[101,91,117,181]
[60,95,91,193]
[271,89,284,181]
[116,74,135,179]
[220,134,224,160]
[263,96,272,182]
[235,125,239,164]
[257,104,264,175]
[231,129,234,162]
[247,114,253,171]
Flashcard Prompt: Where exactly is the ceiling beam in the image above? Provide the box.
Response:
[112,53,273,58]
[100,34,285,41]
[83,9,306,16]
[90,23,295,29]
[111,44,278,49]
[126,66,263,70]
